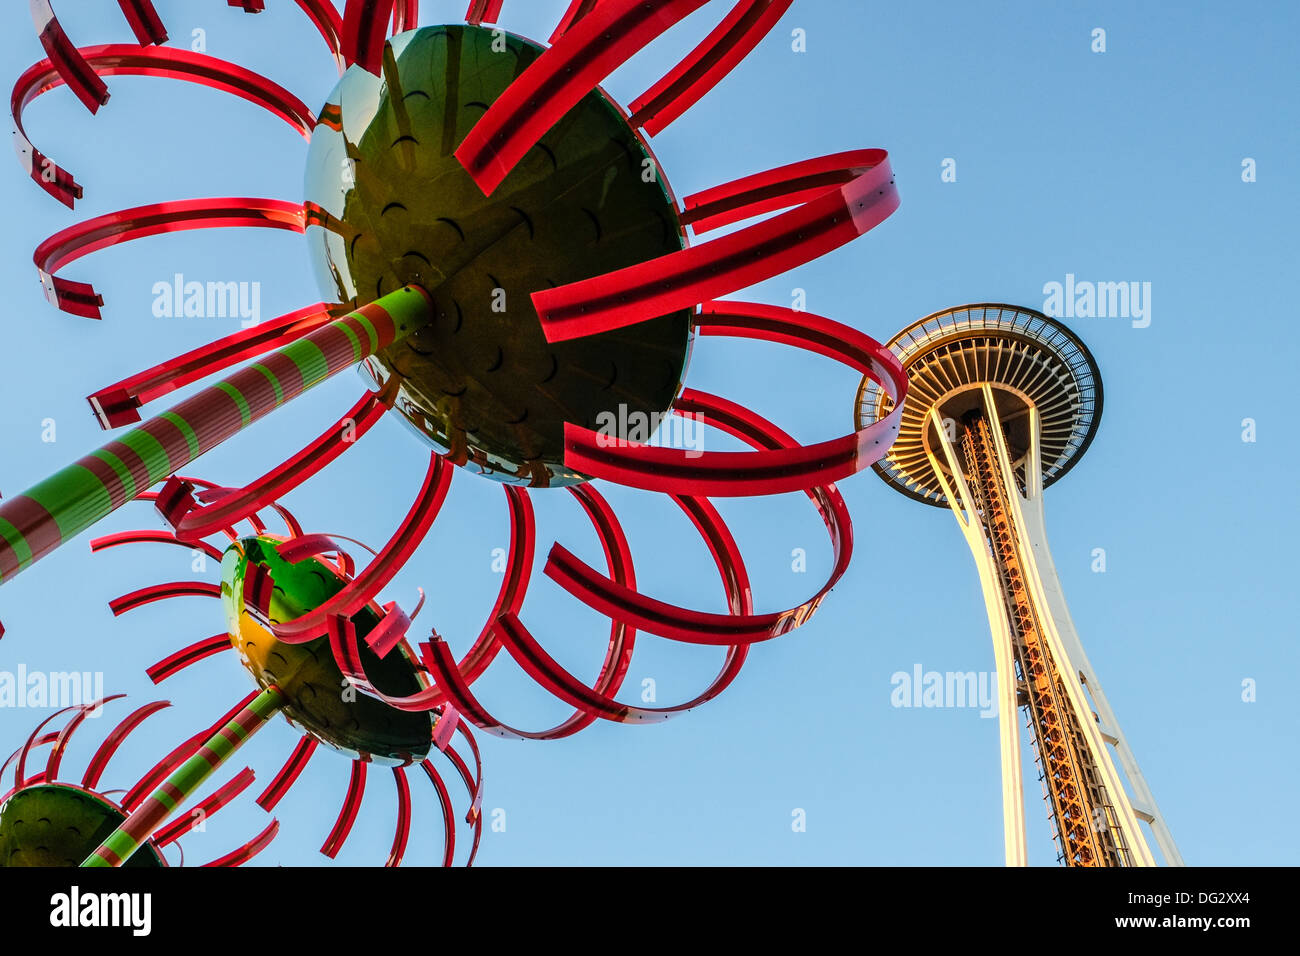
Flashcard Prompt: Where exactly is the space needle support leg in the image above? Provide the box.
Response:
[980,387,1157,866]
[1014,403,1182,864]
[926,406,1028,867]
[985,389,1175,865]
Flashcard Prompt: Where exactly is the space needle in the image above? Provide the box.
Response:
[858,304,1182,867]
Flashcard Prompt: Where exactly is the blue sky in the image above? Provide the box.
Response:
[0,0,1296,866]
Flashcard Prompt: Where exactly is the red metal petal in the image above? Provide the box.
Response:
[443,745,480,824]
[562,301,907,496]
[132,475,242,542]
[448,485,534,690]
[547,394,854,643]
[265,453,451,642]
[452,720,483,819]
[550,0,605,42]
[43,706,96,782]
[392,0,419,33]
[85,304,334,428]
[146,634,231,684]
[34,198,305,318]
[527,484,639,738]
[466,810,484,866]
[23,697,125,787]
[118,0,167,44]
[629,0,793,136]
[0,733,59,799]
[82,700,172,790]
[324,613,440,721]
[431,484,635,737]
[110,581,222,616]
[342,0,395,74]
[163,392,387,539]
[257,737,319,811]
[418,758,456,867]
[15,703,102,788]
[386,767,412,866]
[267,501,306,540]
[408,485,632,739]
[153,766,257,846]
[440,724,484,865]
[30,1,108,113]
[464,0,503,25]
[199,818,279,867]
[421,487,757,729]
[364,600,414,658]
[327,614,368,694]
[349,486,533,715]
[533,150,897,342]
[424,617,633,729]
[272,532,363,582]
[90,529,224,563]
[320,760,368,858]
[456,0,710,194]
[13,45,316,210]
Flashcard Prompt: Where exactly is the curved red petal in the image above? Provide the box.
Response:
[146,635,231,685]
[30,1,108,113]
[199,818,279,867]
[86,304,333,428]
[320,760,367,858]
[154,766,256,846]
[465,0,503,25]
[386,767,412,866]
[342,0,395,74]
[562,302,907,495]
[165,392,386,539]
[34,198,305,318]
[533,151,897,342]
[266,453,450,642]
[257,737,319,811]
[82,700,172,790]
[118,0,168,44]
[629,0,793,136]
[14,45,315,210]
[456,0,709,194]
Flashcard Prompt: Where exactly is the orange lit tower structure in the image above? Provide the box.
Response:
[857,304,1181,867]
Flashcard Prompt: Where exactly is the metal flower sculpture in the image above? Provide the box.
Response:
[2,2,906,743]
[92,484,483,866]
[0,695,277,867]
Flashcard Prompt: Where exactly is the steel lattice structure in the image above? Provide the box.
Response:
[0,1,909,865]
[857,304,1182,867]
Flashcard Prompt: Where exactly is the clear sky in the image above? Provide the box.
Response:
[0,1,1295,866]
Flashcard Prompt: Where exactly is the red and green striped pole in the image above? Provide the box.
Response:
[0,285,431,586]
[82,686,285,867]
